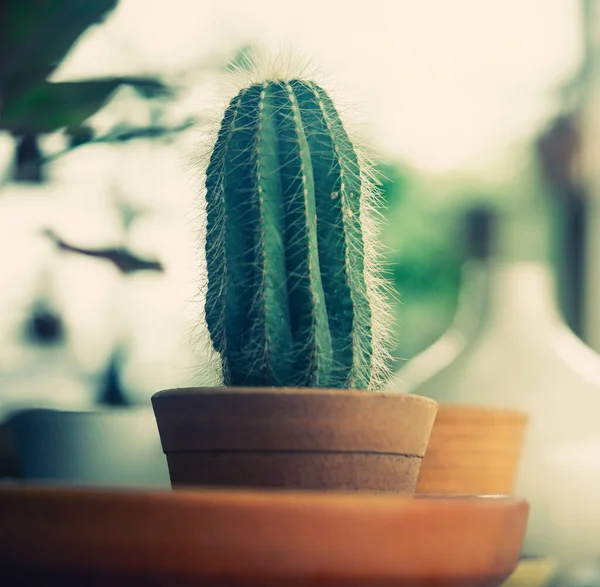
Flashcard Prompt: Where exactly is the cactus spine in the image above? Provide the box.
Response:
[205,77,387,389]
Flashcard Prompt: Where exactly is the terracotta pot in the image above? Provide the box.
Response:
[152,387,438,492]
[416,404,528,495]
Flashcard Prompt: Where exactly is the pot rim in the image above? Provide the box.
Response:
[151,387,438,455]
[153,386,438,406]
[431,403,528,423]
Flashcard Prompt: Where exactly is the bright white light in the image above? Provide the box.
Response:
[55,0,582,172]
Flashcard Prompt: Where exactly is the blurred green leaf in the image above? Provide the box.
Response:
[0,0,118,99]
[376,161,409,209]
[112,76,172,99]
[1,77,170,134]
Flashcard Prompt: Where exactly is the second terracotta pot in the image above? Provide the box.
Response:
[416,404,528,495]
[152,387,438,493]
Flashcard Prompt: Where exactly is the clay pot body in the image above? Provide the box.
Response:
[416,405,527,495]
[152,387,438,492]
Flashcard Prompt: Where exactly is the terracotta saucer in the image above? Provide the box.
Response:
[0,484,528,586]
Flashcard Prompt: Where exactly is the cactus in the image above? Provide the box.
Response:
[204,75,389,389]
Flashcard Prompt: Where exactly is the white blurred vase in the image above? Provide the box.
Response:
[393,208,600,569]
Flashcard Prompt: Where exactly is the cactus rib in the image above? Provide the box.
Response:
[290,80,372,388]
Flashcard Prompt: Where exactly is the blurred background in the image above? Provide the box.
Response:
[4,0,600,578]
[0,1,599,455]
[1,1,597,402]
[1,0,594,405]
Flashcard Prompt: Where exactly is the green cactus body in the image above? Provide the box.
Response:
[205,77,379,389]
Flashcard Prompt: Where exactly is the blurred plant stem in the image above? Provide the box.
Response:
[44,119,195,163]
[43,229,163,275]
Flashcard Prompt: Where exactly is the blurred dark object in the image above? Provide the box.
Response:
[23,302,65,346]
[98,347,130,407]
[44,229,164,274]
[14,134,44,182]
[465,206,496,261]
[536,114,581,191]
[0,422,19,478]
[536,113,587,337]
